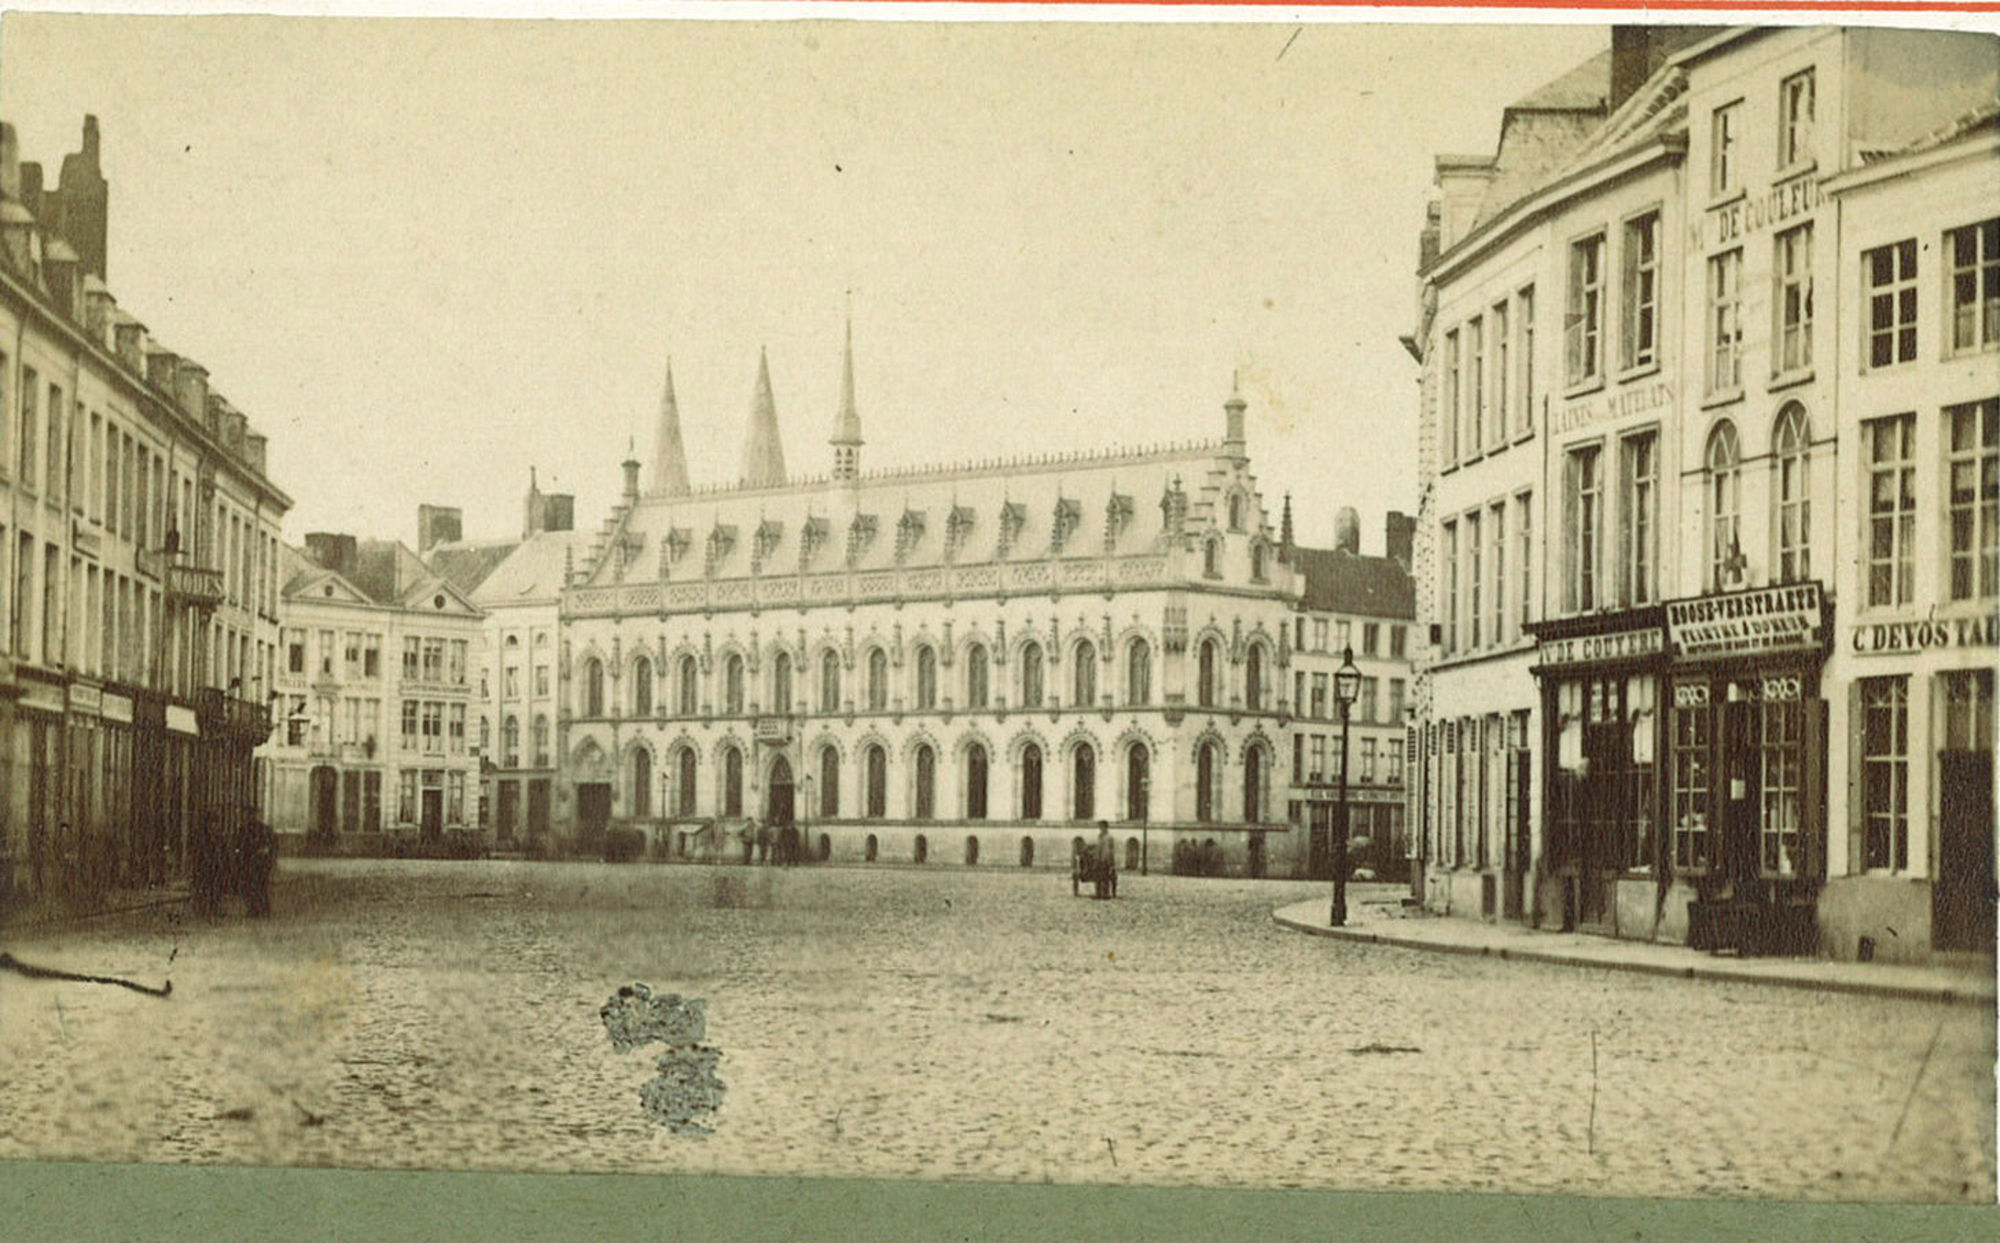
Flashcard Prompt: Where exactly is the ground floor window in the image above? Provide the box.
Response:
[1861,676,1910,872]
[1671,681,1712,871]
[1548,673,1657,874]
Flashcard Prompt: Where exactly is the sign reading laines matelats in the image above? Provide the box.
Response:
[1666,583,1824,661]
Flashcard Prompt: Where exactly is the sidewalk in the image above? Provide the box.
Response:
[1,884,192,934]
[1273,897,1996,1007]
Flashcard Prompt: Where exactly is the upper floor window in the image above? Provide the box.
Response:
[1197,638,1218,707]
[1250,541,1266,582]
[1565,233,1605,386]
[1707,249,1744,394]
[1203,537,1221,578]
[866,647,888,711]
[914,644,936,710]
[1019,641,1043,708]
[1779,70,1815,169]
[1620,212,1660,371]
[1490,300,1511,452]
[1467,315,1486,450]
[820,649,841,711]
[1516,286,1537,439]
[965,642,989,708]
[1489,502,1507,645]
[1772,403,1813,584]
[1516,491,1533,631]
[1710,102,1740,197]
[1706,421,1743,591]
[632,655,653,717]
[1947,398,1998,602]
[1465,510,1483,650]
[1865,413,1917,608]
[1776,225,1814,374]
[1227,493,1244,531]
[1443,329,1461,463]
[1561,444,1601,613]
[679,654,699,715]
[1441,520,1459,653]
[1619,430,1658,607]
[583,658,604,717]
[1126,637,1151,705]
[773,651,793,714]
[1245,643,1264,712]
[724,652,745,715]
[1948,218,1999,355]
[1361,622,1379,657]
[1073,639,1097,707]
[1865,239,1920,369]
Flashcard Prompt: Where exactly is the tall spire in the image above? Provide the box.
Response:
[741,347,788,489]
[1224,372,1247,457]
[1280,492,1295,559]
[652,358,692,496]
[831,310,863,481]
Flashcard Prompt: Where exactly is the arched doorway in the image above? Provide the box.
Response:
[768,754,797,864]
[1126,744,1149,822]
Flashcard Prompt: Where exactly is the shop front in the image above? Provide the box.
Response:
[1662,582,1830,954]
[1528,607,1666,937]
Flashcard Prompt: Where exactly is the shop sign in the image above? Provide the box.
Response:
[166,704,201,736]
[1538,626,1663,668]
[67,683,102,716]
[1690,173,1822,250]
[18,680,64,713]
[1666,583,1823,660]
[101,693,134,724]
[1550,380,1674,438]
[1850,613,1999,655]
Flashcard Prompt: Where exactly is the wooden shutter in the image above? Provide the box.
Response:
[1803,693,1830,881]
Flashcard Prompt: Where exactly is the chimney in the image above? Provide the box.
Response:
[145,348,179,393]
[41,236,80,319]
[174,359,210,423]
[244,430,268,477]
[304,532,359,581]
[53,114,108,280]
[0,122,17,200]
[417,504,463,553]
[83,280,115,344]
[113,318,147,370]
[1385,510,1415,569]
[542,493,575,533]
[1334,506,1361,555]
[19,162,42,216]
[1610,26,1712,115]
[621,453,641,503]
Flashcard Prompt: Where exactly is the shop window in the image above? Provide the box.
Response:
[1860,677,1909,872]
[1551,674,1657,874]
[1947,217,1999,355]
[1946,399,1998,602]
[1772,404,1813,584]
[1864,414,1917,608]
[1705,421,1743,591]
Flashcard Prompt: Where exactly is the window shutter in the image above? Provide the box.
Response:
[1803,694,1830,881]
[1845,681,1864,877]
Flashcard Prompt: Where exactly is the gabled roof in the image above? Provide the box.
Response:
[283,539,484,616]
[464,530,588,608]
[1294,545,1415,621]
[426,539,522,597]
[1512,49,1612,111]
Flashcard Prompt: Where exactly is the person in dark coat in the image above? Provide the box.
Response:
[237,819,277,917]
[1094,821,1117,899]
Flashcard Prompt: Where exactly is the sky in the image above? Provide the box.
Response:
[0,12,1610,555]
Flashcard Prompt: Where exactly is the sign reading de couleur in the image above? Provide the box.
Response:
[1538,626,1664,668]
[1666,583,1824,660]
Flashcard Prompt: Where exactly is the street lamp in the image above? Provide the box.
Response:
[1331,645,1362,927]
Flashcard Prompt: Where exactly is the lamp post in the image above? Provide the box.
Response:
[1331,645,1361,927]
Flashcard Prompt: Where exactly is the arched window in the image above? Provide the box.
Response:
[966,743,988,819]
[867,648,888,711]
[722,746,743,817]
[772,651,792,715]
[677,747,697,815]
[1021,743,1043,820]
[821,650,842,712]
[502,715,520,767]
[479,716,492,756]
[724,654,745,715]
[1245,644,1264,711]
[678,654,698,716]
[915,645,937,709]
[1073,742,1095,821]
[1773,403,1812,583]
[583,658,604,717]
[1198,639,1218,707]
[1196,742,1217,822]
[915,745,936,820]
[1127,744,1149,822]
[1242,746,1263,823]
[965,643,989,708]
[865,744,887,818]
[1127,638,1151,705]
[631,747,652,818]
[1020,642,1044,708]
[1251,542,1266,581]
[632,655,653,717]
[1204,537,1221,577]
[819,745,840,818]
[1073,640,1097,707]
[1707,420,1743,590]
[1228,493,1243,531]
[532,715,549,767]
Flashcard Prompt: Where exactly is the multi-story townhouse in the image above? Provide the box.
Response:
[1282,509,1417,881]
[557,340,1301,876]
[267,536,485,847]
[1410,26,1997,961]
[0,117,290,904]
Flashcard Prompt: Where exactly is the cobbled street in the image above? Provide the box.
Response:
[0,859,1991,1201]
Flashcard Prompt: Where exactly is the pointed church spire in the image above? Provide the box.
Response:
[652,358,691,497]
[741,347,788,489]
[1280,492,1295,563]
[831,310,863,481]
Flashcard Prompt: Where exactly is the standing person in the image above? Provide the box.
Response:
[1094,820,1117,900]
[28,816,46,899]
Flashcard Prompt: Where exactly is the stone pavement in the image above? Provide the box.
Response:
[1274,896,1997,1007]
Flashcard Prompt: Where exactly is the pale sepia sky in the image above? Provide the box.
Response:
[0,13,1611,552]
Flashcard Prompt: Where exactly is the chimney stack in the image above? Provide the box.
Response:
[304,532,359,581]
[1386,511,1415,569]
[1335,506,1361,555]
[417,504,463,553]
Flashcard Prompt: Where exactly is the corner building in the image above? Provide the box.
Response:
[1410,27,1997,961]
[557,340,1300,875]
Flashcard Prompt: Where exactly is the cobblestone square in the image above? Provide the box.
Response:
[0,859,1991,1201]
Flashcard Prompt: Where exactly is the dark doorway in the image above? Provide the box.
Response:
[421,788,444,840]
[528,779,551,839]
[1936,750,1995,952]
[576,782,613,841]
[1127,745,1149,823]
[767,755,795,828]
[497,780,521,842]
[311,765,338,839]
[1247,831,1266,879]
[1505,750,1531,920]
[1307,803,1332,881]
